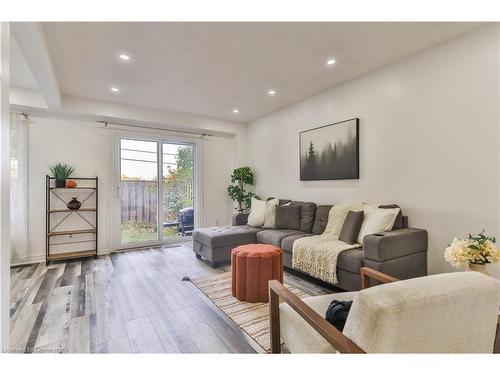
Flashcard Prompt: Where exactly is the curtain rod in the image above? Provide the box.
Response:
[10,111,30,119]
[97,120,215,138]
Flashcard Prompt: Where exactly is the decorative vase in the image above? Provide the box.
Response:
[67,197,82,210]
[55,179,66,188]
[468,263,489,276]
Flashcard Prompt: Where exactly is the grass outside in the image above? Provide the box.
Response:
[121,220,179,244]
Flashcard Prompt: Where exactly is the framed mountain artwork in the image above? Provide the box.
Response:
[300,118,359,180]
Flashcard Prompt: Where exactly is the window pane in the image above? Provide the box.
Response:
[162,143,194,239]
[120,139,158,244]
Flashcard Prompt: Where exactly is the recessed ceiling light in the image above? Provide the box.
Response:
[327,58,336,65]
[233,108,239,114]
[119,54,131,61]
[110,87,120,93]
[268,89,276,96]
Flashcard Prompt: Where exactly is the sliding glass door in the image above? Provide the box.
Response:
[117,136,196,248]
[162,143,195,239]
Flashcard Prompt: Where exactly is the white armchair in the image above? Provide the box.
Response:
[269,267,500,353]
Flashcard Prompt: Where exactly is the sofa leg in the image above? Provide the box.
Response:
[195,253,202,260]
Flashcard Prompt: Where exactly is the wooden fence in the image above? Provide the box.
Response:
[120,180,193,225]
[121,180,157,225]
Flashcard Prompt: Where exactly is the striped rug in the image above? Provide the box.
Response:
[191,272,311,352]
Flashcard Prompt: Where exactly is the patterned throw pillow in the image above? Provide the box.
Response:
[262,198,280,228]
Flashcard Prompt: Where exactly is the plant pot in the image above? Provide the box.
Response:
[67,197,82,210]
[55,179,66,188]
[468,263,489,276]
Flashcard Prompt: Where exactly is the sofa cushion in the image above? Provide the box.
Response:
[193,225,262,248]
[312,205,333,235]
[337,248,364,273]
[275,205,301,231]
[256,229,305,247]
[290,201,317,233]
[281,233,313,253]
[339,210,364,244]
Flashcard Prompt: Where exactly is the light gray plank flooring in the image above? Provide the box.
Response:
[9,242,334,353]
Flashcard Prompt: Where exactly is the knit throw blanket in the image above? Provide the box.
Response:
[292,205,362,285]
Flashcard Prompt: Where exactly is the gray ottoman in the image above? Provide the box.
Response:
[192,225,263,267]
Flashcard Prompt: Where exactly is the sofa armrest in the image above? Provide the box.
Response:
[363,228,428,262]
[232,213,249,226]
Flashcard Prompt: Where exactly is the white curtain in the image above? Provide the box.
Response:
[10,112,29,260]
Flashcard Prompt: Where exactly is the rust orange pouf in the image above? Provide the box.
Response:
[231,244,283,303]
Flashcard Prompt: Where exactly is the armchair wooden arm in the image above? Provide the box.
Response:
[268,267,398,354]
[268,280,364,354]
[360,266,399,289]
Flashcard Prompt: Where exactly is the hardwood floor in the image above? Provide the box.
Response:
[9,242,334,353]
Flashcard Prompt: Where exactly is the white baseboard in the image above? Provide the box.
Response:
[9,240,193,267]
[10,255,45,267]
[10,248,113,267]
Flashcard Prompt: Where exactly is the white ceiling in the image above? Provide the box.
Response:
[11,22,482,123]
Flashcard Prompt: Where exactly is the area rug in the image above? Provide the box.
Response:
[190,272,311,352]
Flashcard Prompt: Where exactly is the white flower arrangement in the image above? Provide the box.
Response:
[445,231,500,269]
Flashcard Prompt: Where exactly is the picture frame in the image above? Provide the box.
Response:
[299,118,359,180]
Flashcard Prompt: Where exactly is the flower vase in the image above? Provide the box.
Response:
[67,197,82,210]
[468,263,489,276]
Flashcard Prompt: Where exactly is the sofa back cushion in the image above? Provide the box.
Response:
[312,205,333,234]
[290,201,317,233]
[267,197,292,206]
[275,205,301,231]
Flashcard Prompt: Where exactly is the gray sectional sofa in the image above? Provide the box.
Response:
[192,200,428,291]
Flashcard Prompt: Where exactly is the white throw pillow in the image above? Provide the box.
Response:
[247,198,267,227]
[263,198,280,228]
[356,203,400,244]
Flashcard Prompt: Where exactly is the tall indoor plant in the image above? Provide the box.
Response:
[49,163,75,188]
[444,230,500,275]
[227,166,259,213]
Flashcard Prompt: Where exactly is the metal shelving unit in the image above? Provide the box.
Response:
[45,176,98,265]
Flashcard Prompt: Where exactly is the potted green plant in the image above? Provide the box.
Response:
[49,163,75,188]
[227,166,259,213]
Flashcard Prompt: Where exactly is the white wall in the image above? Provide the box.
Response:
[11,92,248,166]
[246,25,500,278]
[17,116,240,264]
[0,21,11,350]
